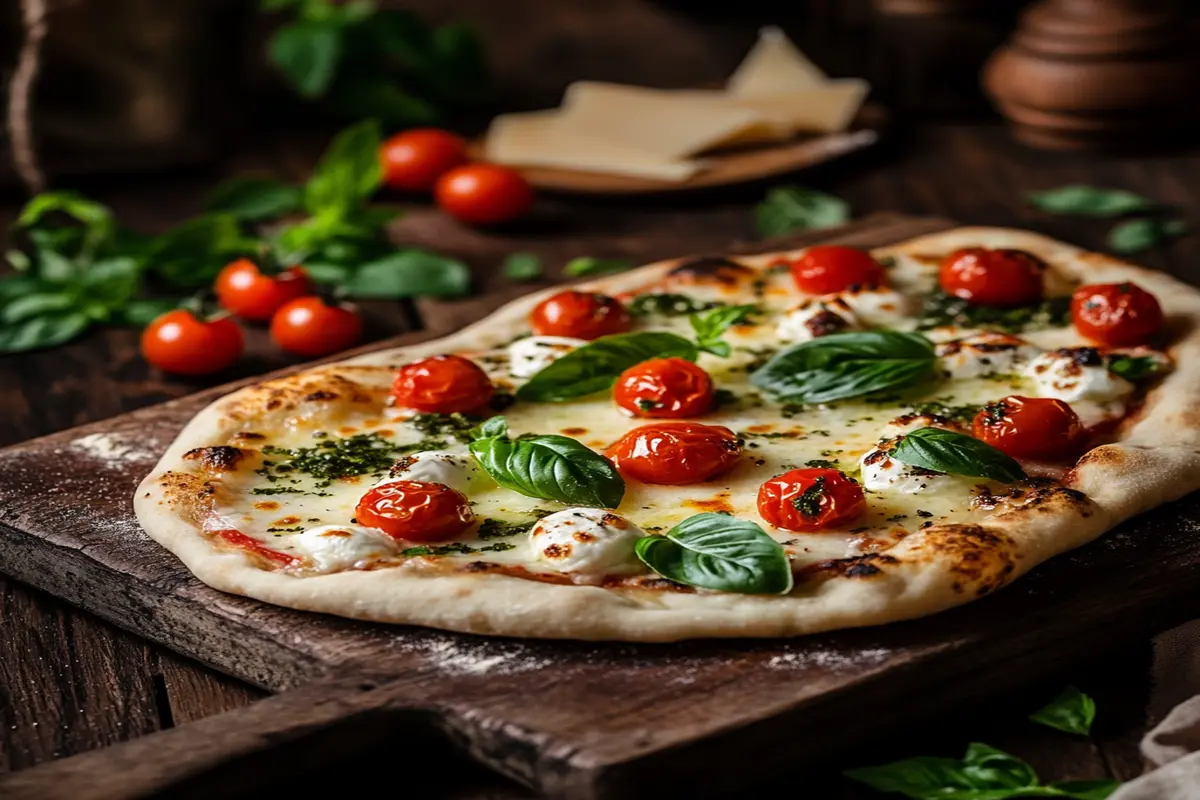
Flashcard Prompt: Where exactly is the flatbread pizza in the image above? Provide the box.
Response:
[134,227,1200,641]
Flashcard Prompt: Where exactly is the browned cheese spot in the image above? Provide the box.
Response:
[182,445,245,473]
[543,543,571,560]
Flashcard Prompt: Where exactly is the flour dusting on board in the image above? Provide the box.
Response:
[404,637,552,676]
[68,432,157,465]
[766,647,891,670]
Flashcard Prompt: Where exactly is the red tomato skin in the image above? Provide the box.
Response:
[141,310,244,376]
[379,129,469,193]
[604,422,742,485]
[614,357,714,419]
[392,355,494,413]
[1071,282,1163,346]
[757,469,867,532]
[269,297,363,358]
[938,248,1046,308]
[972,395,1083,461]
[790,246,885,294]
[214,259,313,322]
[355,481,474,543]
[434,163,534,225]
[530,290,632,340]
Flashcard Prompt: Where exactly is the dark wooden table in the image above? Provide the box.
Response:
[3,121,1199,794]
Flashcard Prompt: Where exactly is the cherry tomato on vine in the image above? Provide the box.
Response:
[379,128,469,193]
[789,246,885,295]
[614,357,714,419]
[141,309,244,376]
[1071,282,1163,346]
[214,259,312,322]
[269,297,362,358]
[435,163,534,225]
[355,481,474,542]
[392,354,494,413]
[972,395,1082,460]
[938,248,1045,308]
[605,422,742,485]
[530,290,631,340]
[757,468,866,532]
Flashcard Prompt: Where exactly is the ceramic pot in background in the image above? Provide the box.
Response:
[983,0,1200,150]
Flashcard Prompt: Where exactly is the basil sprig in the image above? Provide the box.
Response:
[635,513,793,595]
[468,417,624,508]
[751,330,936,404]
[515,305,755,402]
[1106,354,1163,381]
[1029,686,1096,737]
[891,427,1025,483]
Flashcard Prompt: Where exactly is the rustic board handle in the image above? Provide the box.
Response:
[0,674,429,800]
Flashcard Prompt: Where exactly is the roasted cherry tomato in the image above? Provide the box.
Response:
[530,290,632,340]
[434,163,534,225]
[269,297,362,358]
[392,354,494,413]
[790,246,885,295]
[605,422,742,485]
[973,395,1082,461]
[757,468,866,532]
[355,481,474,542]
[141,309,243,376]
[1071,282,1163,347]
[379,128,469,193]
[614,357,714,419]
[938,248,1045,308]
[214,259,313,322]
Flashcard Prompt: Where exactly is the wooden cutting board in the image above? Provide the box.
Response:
[2,215,1199,800]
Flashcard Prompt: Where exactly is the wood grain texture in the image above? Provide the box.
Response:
[0,216,1196,799]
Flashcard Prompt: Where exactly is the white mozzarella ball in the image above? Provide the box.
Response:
[508,336,588,379]
[879,413,968,440]
[378,451,481,495]
[859,440,945,494]
[776,297,859,343]
[936,332,1042,379]
[296,525,397,573]
[838,286,912,327]
[530,508,645,577]
[1025,348,1134,404]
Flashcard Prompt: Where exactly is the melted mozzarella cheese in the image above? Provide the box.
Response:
[879,413,968,440]
[508,336,587,378]
[296,525,397,573]
[377,451,482,495]
[1025,348,1134,403]
[529,508,646,578]
[936,332,1041,379]
[860,440,945,494]
[838,286,911,327]
[776,297,858,342]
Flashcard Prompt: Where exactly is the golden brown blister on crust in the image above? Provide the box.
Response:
[218,368,391,426]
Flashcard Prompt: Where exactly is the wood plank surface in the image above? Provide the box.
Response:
[0,214,1195,798]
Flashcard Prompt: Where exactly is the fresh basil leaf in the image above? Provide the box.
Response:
[563,257,633,278]
[6,249,31,272]
[0,275,41,300]
[751,330,936,404]
[1029,686,1096,736]
[206,177,303,221]
[1027,186,1156,217]
[1,292,77,324]
[115,298,181,327]
[80,257,141,307]
[269,20,343,98]
[891,427,1025,483]
[0,311,91,353]
[468,416,624,508]
[628,293,724,317]
[343,250,470,299]
[304,120,383,215]
[300,262,351,285]
[1105,354,1162,381]
[146,213,260,288]
[1048,780,1120,800]
[1107,217,1187,254]
[515,331,697,402]
[918,289,1070,334]
[16,191,116,261]
[689,304,756,357]
[845,743,1047,800]
[635,513,793,594]
[754,186,849,238]
[31,245,80,284]
[502,252,543,282]
[962,743,1039,789]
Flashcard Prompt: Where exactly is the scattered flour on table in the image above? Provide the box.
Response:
[401,637,553,676]
[765,647,891,670]
[68,433,157,465]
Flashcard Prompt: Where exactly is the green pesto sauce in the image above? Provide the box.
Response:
[627,293,725,317]
[917,289,1070,333]
[256,432,445,492]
